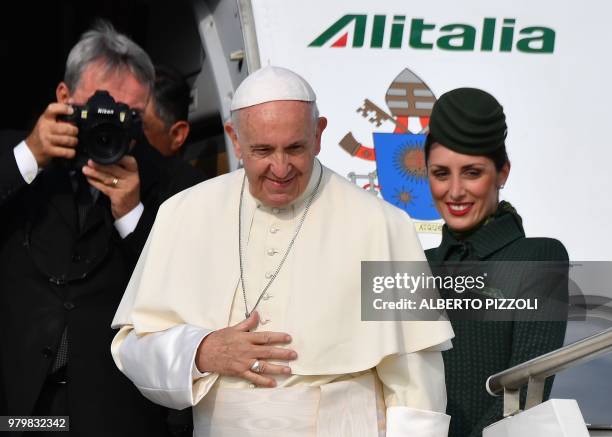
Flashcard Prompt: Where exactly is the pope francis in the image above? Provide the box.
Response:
[111,66,454,437]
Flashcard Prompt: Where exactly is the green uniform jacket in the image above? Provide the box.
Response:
[425,203,568,437]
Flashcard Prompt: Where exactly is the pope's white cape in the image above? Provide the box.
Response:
[112,165,453,374]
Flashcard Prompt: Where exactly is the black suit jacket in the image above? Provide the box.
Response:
[0,131,206,436]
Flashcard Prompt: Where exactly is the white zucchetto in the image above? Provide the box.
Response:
[230,65,316,111]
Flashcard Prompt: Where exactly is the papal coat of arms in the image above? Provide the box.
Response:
[339,68,441,221]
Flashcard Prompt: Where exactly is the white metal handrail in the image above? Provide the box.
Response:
[486,327,612,416]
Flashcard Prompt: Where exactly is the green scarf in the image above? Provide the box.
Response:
[450,200,522,240]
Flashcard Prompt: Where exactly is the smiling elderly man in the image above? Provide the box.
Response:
[111,66,454,437]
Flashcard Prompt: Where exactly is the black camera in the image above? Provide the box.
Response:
[60,90,142,165]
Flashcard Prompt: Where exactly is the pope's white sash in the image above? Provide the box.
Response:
[194,373,384,437]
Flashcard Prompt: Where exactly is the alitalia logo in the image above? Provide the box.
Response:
[309,15,555,53]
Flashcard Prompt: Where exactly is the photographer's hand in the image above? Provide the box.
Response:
[25,103,78,167]
[82,156,141,219]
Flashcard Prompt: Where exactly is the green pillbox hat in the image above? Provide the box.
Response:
[428,88,507,155]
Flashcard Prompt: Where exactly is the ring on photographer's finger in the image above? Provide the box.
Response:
[111,177,119,187]
[250,359,263,373]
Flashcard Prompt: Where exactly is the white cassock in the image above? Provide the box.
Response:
[111,160,454,437]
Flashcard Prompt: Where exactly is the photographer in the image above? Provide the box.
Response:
[0,21,204,436]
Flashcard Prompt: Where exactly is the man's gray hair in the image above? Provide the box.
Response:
[230,101,320,139]
[64,20,154,93]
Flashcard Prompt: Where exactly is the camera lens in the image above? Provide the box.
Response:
[85,122,129,164]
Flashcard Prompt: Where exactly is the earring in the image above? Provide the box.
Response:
[498,184,505,189]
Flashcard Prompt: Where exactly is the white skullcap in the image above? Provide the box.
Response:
[230,65,316,111]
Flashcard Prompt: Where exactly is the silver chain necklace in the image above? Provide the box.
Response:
[238,161,323,319]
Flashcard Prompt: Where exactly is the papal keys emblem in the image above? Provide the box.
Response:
[339,68,440,221]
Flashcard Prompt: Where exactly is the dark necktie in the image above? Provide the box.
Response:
[50,327,68,374]
[73,172,94,232]
[49,173,94,374]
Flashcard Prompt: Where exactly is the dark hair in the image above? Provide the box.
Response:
[151,65,191,128]
[424,133,509,171]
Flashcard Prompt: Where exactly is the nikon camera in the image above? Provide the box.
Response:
[60,90,142,166]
